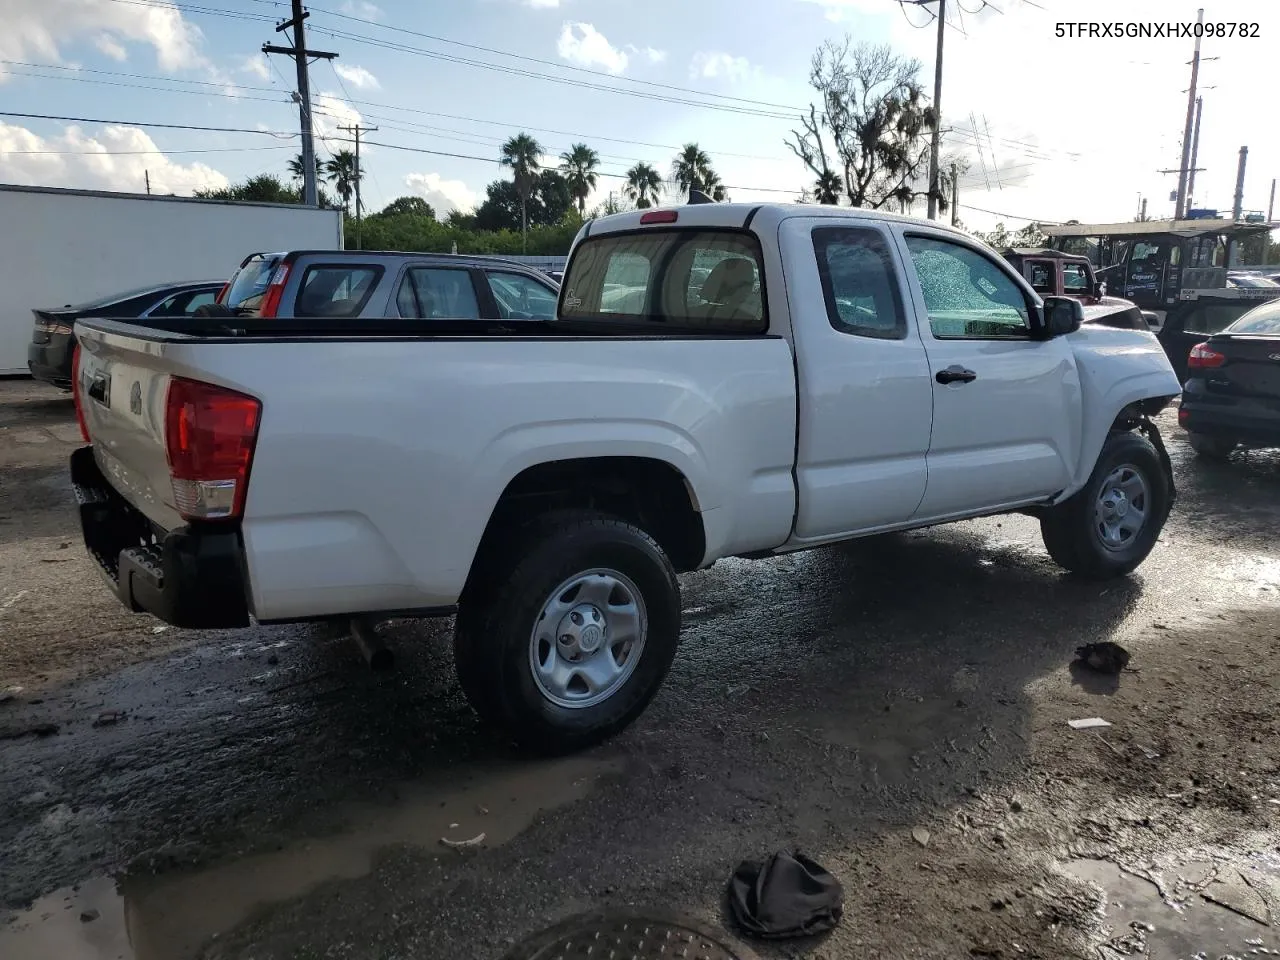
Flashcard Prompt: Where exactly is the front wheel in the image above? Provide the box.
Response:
[1040,431,1171,580]
[1187,431,1236,461]
[453,510,681,755]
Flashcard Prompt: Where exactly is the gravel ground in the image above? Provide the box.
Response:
[1,378,1279,960]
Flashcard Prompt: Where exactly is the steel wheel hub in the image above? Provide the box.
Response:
[530,569,648,710]
[1094,463,1150,552]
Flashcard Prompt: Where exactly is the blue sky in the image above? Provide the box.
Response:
[2,0,1278,232]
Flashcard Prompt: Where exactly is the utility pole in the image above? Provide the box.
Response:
[1264,179,1276,267]
[926,0,946,221]
[337,123,377,249]
[1140,197,1148,221]
[1232,146,1248,221]
[949,161,958,226]
[144,170,151,196]
[1174,8,1204,219]
[263,0,337,207]
[1184,96,1203,213]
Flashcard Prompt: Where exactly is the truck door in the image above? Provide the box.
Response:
[896,228,1079,519]
[781,218,934,540]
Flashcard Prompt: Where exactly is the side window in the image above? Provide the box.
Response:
[811,227,907,340]
[184,292,217,314]
[904,235,1031,340]
[486,272,557,320]
[149,292,190,317]
[295,266,381,318]
[1026,261,1055,294]
[1061,263,1089,293]
[405,268,480,320]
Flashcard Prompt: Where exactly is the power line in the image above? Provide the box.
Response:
[0,145,295,156]
[0,110,299,137]
[958,201,1059,223]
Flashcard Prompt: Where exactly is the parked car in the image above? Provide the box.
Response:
[1001,248,1150,330]
[214,251,559,321]
[545,270,564,284]
[1179,297,1280,458]
[69,202,1181,753]
[1226,273,1280,289]
[27,280,223,389]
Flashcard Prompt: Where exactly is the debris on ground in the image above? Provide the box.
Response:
[727,850,843,939]
[1068,718,1112,730]
[912,827,931,847]
[92,711,126,728]
[1075,641,1131,674]
[0,721,59,740]
[79,909,99,923]
[440,833,486,849]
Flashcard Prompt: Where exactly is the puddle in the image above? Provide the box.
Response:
[1065,857,1280,957]
[0,756,617,960]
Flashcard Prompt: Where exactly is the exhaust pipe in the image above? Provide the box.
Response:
[350,618,394,671]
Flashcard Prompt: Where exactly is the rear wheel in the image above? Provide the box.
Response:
[1187,431,1236,461]
[1040,431,1170,580]
[453,510,681,754]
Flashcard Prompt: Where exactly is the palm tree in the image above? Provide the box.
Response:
[500,133,543,252]
[323,150,359,217]
[624,163,663,209]
[671,143,717,200]
[287,153,323,185]
[559,143,600,217]
[813,169,842,205]
[701,169,729,203]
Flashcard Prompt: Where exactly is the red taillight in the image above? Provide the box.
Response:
[71,343,90,443]
[258,263,291,318]
[164,377,261,521]
[214,281,230,305]
[1187,342,1226,370]
[1178,406,1189,424]
[640,210,678,225]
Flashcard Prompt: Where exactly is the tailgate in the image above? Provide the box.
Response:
[75,321,188,532]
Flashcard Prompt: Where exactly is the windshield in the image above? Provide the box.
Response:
[223,254,283,309]
[560,228,766,333]
[1227,301,1280,334]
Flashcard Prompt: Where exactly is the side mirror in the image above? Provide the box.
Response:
[1043,296,1084,337]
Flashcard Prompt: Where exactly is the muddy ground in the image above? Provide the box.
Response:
[1,378,1279,960]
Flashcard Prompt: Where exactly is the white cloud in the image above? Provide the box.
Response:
[689,51,752,83]
[557,22,628,74]
[340,0,383,18]
[625,43,666,64]
[0,0,207,78]
[404,172,479,216]
[0,121,229,195]
[239,54,271,81]
[312,92,363,144]
[93,34,127,62]
[528,0,561,6]
[334,63,380,90]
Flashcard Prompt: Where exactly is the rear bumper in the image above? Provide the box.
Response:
[69,445,252,628]
[1179,396,1280,448]
[28,337,73,388]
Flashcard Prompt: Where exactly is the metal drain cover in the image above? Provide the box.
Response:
[501,909,755,960]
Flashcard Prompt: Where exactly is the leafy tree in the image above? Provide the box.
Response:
[624,162,663,209]
[195,173,297,204]
[671,143,726,201]
[446,209,477,229]
[324,150,360,217]
[474,170,574,232]
[500,132,543,251]
[786,38,941,212]
[813,169,842,205]
[970,221,1048,250]
[376,196,436,219]
[559,143,600,217]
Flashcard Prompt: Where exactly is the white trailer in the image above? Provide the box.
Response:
[0,184,344,375]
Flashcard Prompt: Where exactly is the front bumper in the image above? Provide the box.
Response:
[69,446,252,628]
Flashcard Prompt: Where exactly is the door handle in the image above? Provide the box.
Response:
[935,365,977,385]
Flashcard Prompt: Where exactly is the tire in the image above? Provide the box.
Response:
[453,510,681,755]
[191,303,236,319]
[1040,430,1171,580]
[1187,431,1236,461]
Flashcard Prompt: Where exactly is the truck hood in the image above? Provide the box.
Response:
[1067,322,1182,404]
[1080,298,1147,331]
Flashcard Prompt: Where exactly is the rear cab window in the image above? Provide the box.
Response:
[223,254,284,311]
[560,229,767,333]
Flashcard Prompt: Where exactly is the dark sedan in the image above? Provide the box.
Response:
[27,280,223,389]
[1179,298,1280,459]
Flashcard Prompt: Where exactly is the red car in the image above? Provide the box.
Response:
[1002,248,1150,331]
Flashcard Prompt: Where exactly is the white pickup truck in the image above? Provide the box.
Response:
[70,203,1182,753]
